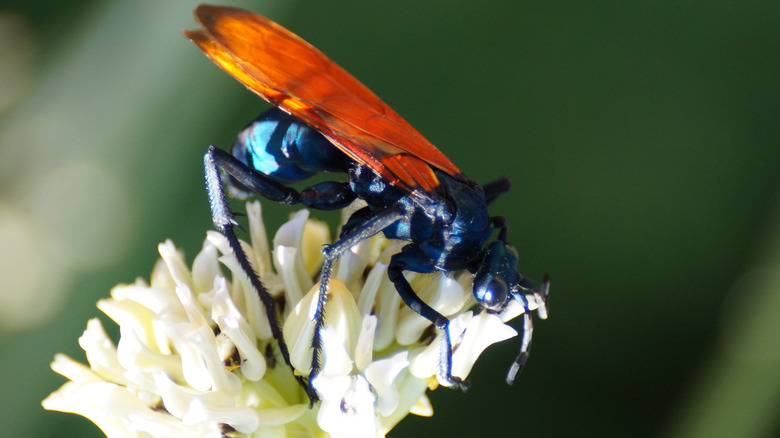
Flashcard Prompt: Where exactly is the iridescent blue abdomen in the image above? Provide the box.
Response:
[232,108,350,183]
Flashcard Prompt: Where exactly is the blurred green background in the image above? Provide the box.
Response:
[1,0,779,437]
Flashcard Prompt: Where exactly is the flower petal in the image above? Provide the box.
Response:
[451,312,517,378]
[284,279,362,376]
[182,398,260,434]
[396,274,467,346]
[365,350,409,416]
[78,318,126,384]
[212,277,267,381]
[315,374,380,438]
[246,201,273,275]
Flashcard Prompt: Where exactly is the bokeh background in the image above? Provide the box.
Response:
[1,1,779,436]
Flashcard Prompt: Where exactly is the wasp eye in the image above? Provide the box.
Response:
[475,277,508,310]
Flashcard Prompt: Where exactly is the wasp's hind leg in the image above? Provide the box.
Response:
[205,145,357,404]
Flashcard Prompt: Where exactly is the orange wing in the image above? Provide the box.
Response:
[184,4,464,194]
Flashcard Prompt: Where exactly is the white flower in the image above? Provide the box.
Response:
[43,201,546,437]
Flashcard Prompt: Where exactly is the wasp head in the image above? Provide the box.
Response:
[473,241,520,310]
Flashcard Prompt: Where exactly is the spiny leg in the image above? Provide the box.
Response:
[205,146,357,404]
[308,203,406,382]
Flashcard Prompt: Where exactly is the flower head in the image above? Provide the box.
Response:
[44,201,546,437]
